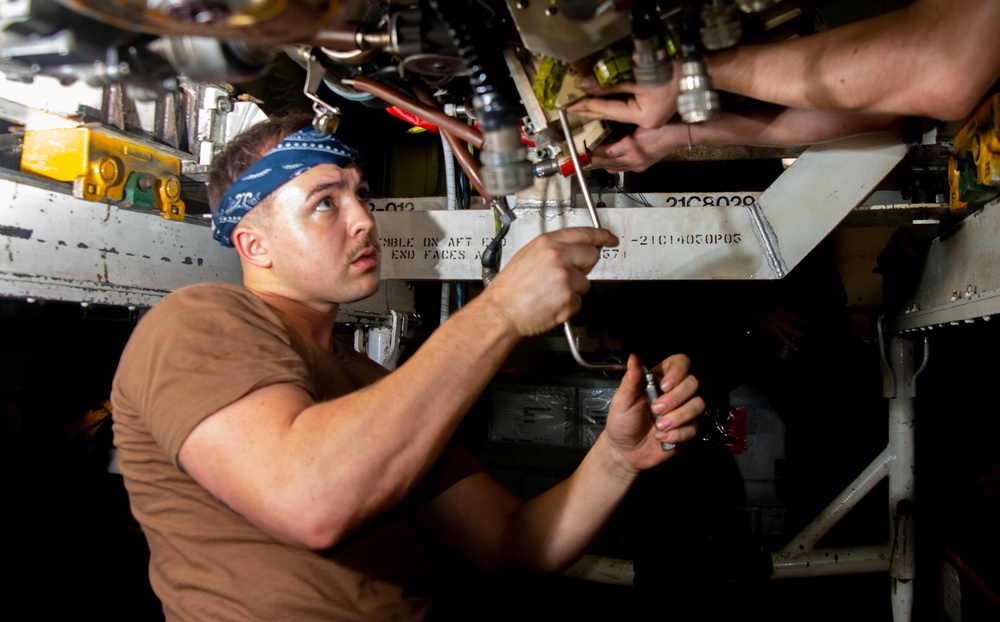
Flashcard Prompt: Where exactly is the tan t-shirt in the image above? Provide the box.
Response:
[111,282,478,621]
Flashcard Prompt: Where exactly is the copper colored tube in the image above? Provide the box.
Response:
[309,28,361,50]
[440,128,490,199]
[411,87,491,200]
[345,76,484,149]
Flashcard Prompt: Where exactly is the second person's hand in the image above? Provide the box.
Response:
[589,124,688,173]
[570,68,680,129]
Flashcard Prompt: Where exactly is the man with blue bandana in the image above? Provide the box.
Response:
[110,114,705,621]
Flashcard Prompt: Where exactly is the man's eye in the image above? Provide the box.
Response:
[316,197,335,211]
[356,189,369,202]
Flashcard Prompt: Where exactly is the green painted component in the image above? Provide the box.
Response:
[533,57,569,110]
[121,173,156,210]
[664,24,682,60]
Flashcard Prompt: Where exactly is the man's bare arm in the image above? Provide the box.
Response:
[179,227,618,550]
[590,108,903,173]
[708,0,1000,122]
[422,355,705,575]
[573,0,1000,127]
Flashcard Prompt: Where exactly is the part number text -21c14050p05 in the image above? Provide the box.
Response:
[629,233,743,246]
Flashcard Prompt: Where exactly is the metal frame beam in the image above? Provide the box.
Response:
[890,198,1000,331]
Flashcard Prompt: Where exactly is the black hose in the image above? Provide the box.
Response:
[630,0,661,40]
[429,1,522,132]
[680,1,705,61]
[481,222,510,285]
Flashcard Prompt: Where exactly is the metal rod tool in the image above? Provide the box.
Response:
[557,106,672,452]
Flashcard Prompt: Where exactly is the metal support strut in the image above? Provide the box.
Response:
[769,320,927,622]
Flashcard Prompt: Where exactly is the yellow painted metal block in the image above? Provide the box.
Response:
[20,125,186,220]
[950,94,1000,210]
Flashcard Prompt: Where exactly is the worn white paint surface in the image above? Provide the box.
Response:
[0,178,240,306]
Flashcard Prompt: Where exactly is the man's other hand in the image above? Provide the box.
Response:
[602,354,704,473]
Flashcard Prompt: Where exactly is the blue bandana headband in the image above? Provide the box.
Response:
[213,127,364,247]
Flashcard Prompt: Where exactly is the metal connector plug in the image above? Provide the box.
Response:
[480,124,535,196]
[631,35,674,88]
[699,0,743,51]
[629,0,674,88]
[676,58,720,123]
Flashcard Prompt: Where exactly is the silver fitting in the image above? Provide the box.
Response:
[631,36,673,88]
[490,196,517,227]
[312,103,341,135]
[676,59,720,123]
[699,0,743,51]
[480,125,534,196]
[737,0,777,12]
[533,158,562,178]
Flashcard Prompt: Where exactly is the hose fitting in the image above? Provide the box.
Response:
[630,0,673,88]
[432,1,534,196]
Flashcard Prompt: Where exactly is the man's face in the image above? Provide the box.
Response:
[257,163,379,306]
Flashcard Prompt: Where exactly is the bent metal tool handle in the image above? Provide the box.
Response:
[557,106,627,374]
[557,106,672,454]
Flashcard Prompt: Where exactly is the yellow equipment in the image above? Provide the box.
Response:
[20,125,186,220]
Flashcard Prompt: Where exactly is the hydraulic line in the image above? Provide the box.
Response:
[407,86,509,298]
[561,111,720,455]
[442,132,458,212]
[344,76,484,148]
[556,106,672,452]
[428,1,521,133]
[440,122,458,326]
[480,221,510,287]
[411,86,491,199]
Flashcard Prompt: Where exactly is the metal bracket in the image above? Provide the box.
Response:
[877,315,930,399]
[354,310,408,370]
[301,49,342,135]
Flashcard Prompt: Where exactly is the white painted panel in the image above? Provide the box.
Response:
[761,131,910,272]
[891,199,1000,330]
[374,205,767,281]
[0,177,241,306]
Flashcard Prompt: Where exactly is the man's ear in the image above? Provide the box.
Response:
[232,225,272,268]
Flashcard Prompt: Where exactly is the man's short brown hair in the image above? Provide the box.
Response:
[206,113,315,217]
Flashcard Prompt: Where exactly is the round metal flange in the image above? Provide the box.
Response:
[398,54,470,78]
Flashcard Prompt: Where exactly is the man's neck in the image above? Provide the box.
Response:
[249,288,340,350]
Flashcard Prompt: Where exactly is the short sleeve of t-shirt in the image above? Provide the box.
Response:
[112,282,309,467]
